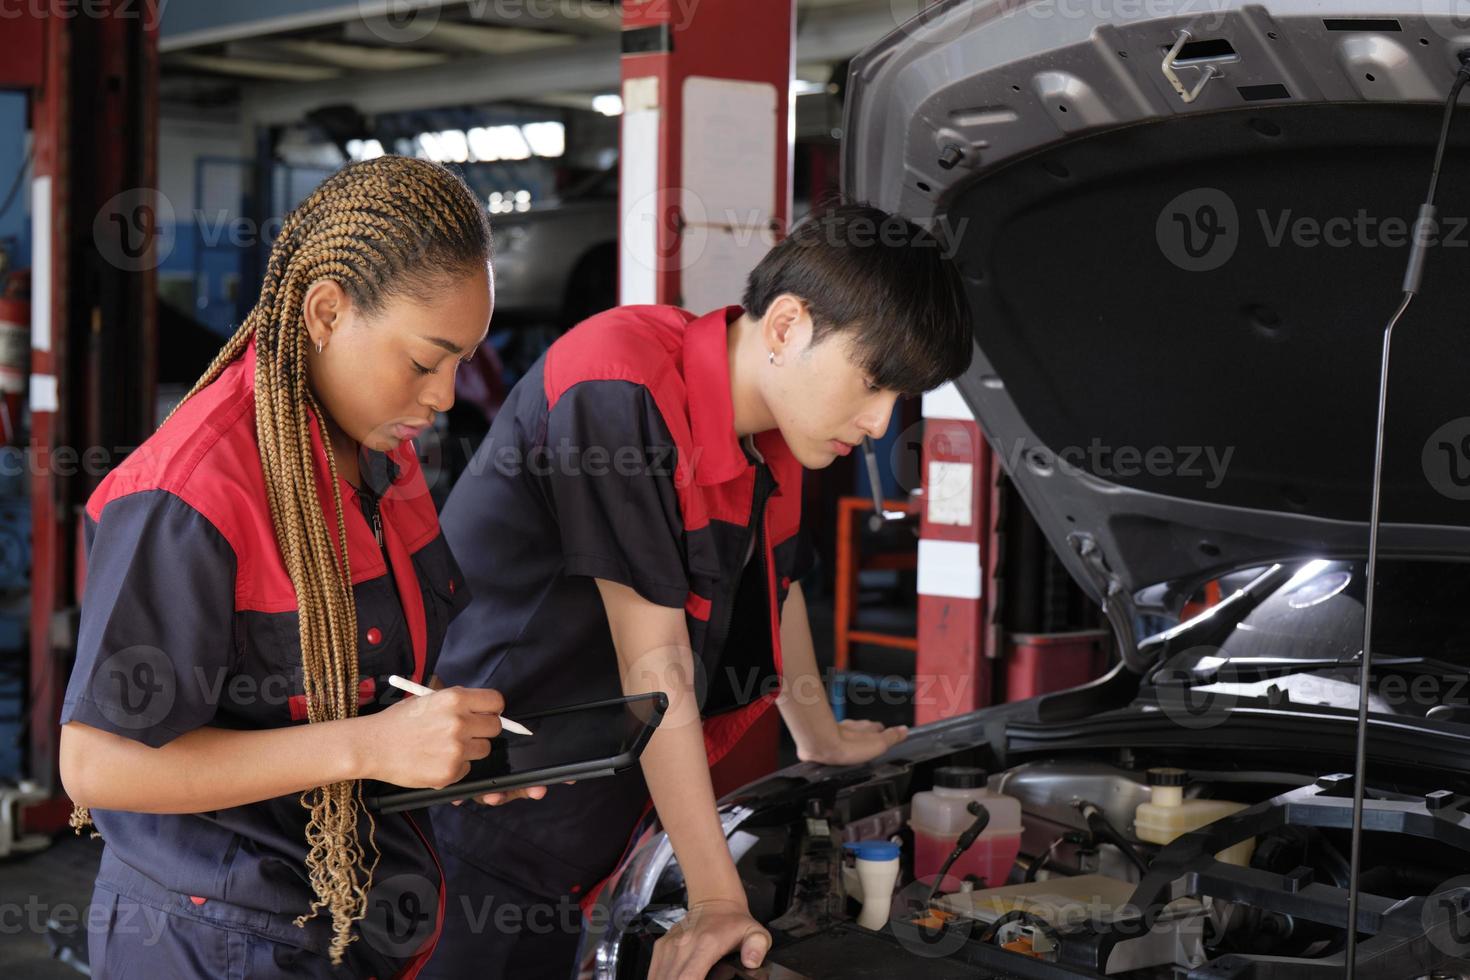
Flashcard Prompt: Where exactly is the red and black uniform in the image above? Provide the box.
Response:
[426,305,812,976]
[61,337,470,978]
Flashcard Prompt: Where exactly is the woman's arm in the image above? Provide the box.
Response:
[61,685,508,813]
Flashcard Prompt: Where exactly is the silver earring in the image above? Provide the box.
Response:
[316,340,323,354]
[768,350,776,365]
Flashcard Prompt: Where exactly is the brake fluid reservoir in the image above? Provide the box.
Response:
[910,766,1024,892]
[1134,767,1256,866]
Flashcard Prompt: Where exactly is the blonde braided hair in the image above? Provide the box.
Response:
[70,155,492,964]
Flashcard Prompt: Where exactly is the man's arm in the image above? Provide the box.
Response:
[594,578,771,980]
[776,581,908,765]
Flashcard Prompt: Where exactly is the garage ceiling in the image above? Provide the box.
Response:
[158,0,905,122]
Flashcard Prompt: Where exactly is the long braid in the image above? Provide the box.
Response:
[70,156,492,964]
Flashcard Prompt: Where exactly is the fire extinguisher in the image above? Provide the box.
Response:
[0,266,30,446]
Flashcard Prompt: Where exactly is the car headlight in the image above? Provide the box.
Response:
[576,805,757,979]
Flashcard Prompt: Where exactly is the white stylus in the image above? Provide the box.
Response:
[387,674,534,736]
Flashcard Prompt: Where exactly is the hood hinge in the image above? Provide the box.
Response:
[1068,532,1147,673]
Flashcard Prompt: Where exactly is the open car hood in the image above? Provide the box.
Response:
[843,0,1470,608]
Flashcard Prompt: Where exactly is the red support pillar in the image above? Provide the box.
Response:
[915,383,995,725]
[3,3,159,833]
[618,0,793,778]
[618,0,794,308]
[27,11,71,808]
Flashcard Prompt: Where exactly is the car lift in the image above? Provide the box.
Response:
[0,2,160,849]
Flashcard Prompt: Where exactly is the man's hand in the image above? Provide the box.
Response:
[796,718,909,767]
[775,583,911,767]
[594,577,764,977]
[649,898,770,980]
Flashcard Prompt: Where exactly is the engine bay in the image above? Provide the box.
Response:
[612,750,1470,979]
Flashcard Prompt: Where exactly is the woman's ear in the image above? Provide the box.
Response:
[302,279,349,352]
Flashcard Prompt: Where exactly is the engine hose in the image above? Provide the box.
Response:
[1023,832,1087,883]
[925,801,991,906]
[1077,801,1149,878]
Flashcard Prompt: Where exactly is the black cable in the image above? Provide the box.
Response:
[1345,51,1470,979]
[1425,68,1470,205]
[1023,832,1086,882]
[924,800,991,906]
[1077,801,1149,878]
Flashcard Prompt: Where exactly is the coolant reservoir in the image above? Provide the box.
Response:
[1134,767,1256,866]
[910,766,1024,891]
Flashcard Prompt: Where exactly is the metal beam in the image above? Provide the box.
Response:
[173,53,345,83]
[162,0,621,52]
[341,19,580,55]
[269,38,451,71]
[351,2,622,41]
[240,3,902,125]
[242,35,621,124]
[162,0,398,53]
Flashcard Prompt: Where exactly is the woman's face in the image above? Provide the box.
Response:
[304,262,494,453]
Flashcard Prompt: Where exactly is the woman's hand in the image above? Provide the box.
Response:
[359,685,505,788]
[399,677,552,806]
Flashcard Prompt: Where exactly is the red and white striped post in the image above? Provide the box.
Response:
[915,382,994,725]
[617,0,794,790]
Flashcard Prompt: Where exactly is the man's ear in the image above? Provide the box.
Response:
[761,294,809,361]
[302,279,350,351]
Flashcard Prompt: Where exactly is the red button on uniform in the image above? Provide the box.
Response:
[366,627,382,645]
[780,576,792,590]
[448,579,456,595]
[189,896,206,906]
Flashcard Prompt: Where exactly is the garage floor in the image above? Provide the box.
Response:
[0,831,102,977]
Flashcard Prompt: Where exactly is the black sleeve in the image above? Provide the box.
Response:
[60,490,238,748]
[545,380,690,608]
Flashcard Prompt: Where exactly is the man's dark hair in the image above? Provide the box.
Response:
[741,202,972,396]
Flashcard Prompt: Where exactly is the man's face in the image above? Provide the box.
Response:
[764,314,902,469]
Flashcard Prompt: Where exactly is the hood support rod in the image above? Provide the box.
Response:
[1345,51,1470,978]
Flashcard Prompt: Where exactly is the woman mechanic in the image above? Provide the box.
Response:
[58,155,534,978]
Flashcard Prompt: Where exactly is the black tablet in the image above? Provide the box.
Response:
[365,691,668,814]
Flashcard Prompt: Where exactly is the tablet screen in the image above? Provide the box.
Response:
[456,693,664,785]
[366,692,667,812]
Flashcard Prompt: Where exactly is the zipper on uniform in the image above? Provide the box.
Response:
[706,463,777,668]
[358,483,386,553]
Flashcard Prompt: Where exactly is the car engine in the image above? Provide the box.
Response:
[599,749,1470,979]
